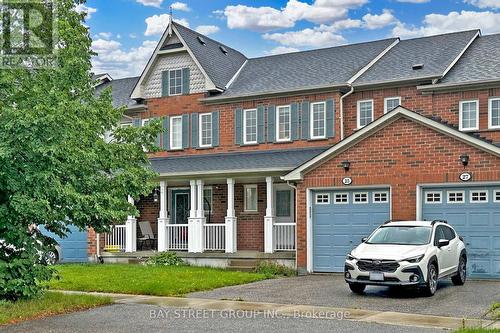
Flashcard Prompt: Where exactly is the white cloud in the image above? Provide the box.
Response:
[144,14,189,36]
[74,4,97,20]
[362,9,398,30]
[171,2,190,11]
[464,0,500,9]
[195,25,220,35]
[98,32,113,39]
[224,5,295,32]
[91,39,121,52]
[136,0,163,8]
[264,46,300,55]
[129,33,137,39]
[263,27,346,47]
[395,0,430,3]
[393,10,500,38]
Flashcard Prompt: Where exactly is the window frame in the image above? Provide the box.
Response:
[243,184,258,212]
[470,190,488,203]
[276,105,292,142]
[357,99,374,128]
[425,191,442,204]
[315,193,330,205]
[243,108,258,145]
[168,69,183,96]
[488,97,500,129]
[373,191,389,203]
[169,115,183,150]
[447,191,465,204]
[459,99,479,131]
[334,192,349,205]
[199,112,213,148]
[494,190,500,203]
[384,96,401,114]
[353,192,369,204]
[310,101,327,140]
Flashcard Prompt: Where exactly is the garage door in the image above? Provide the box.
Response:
[40,225,88,262]
[422,185,500,279]
[312,188,391,272]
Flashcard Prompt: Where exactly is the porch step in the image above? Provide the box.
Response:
[226,266,256,272]
[227,259,259,272]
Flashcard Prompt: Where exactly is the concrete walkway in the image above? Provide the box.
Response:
[60,290,499,331]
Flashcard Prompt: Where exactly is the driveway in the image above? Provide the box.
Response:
[189,274,500,319]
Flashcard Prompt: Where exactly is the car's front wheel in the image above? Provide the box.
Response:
[43,250,59,265]
[422,263,438,297]
[348,283,366,294]
[451,256,466,286]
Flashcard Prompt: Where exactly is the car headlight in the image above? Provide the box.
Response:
[402,254,425,263]
[346,253,357,261]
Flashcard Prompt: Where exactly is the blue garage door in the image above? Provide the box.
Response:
[422,185,500,279]
[40,225,88,262]
[312,188,391,272]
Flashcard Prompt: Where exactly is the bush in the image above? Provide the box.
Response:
[145,252,185,266]
[255,261,296,277]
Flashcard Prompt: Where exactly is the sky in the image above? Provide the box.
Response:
[80,0,500,78]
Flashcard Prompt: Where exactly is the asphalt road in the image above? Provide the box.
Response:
[1,304,444,333]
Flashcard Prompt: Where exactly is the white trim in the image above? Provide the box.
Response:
[243,108,258,145]
[276,105,292,142]
[424,191,442,204]
[283,106,500,181]
[306,189,312,272]
[168,68,183,96]
[357,99,374,129]
[459,99,479,131]
[225,60,248,90]
[199,112,213,148]
[488,97,500,129]
[353,192,369,204]
[446,190,465,204]
[310,101,326,140]
[243,184,258,212]
[333,192,349,204]
[470,189,488,203]
[494,190,500,203]
[314,193,330,205]
[384,96,401,114]
[169,116,183,150]
[141,118,150,126]
[439,30,480,82]
[372,191,389,203]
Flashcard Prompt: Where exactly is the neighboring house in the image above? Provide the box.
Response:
[89,21,500,278]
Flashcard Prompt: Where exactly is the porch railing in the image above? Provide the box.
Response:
[166,224,188,251]
[204,223,225,251]
[274,223,296,251]
[103,225,126,252]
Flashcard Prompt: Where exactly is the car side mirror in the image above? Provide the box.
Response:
[361,237,367,243]
[438,239,449,248]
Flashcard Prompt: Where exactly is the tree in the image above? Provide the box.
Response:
[0,0,160,300]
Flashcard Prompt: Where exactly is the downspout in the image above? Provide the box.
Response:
[339,84,354,141]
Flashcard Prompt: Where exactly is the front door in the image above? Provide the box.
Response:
[274,185,294,223]
[172,190,190,224]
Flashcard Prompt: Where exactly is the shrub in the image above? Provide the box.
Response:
[255,261,296,277]
[145,252,185,266]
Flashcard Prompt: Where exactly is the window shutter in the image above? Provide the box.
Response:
[326,99,335,138]
[212,111,220,147]
[161,71,169,97]
[133,118,142,128]
[235,108,243,145]
[301,101,310,140]
[182,68,190,95]
[191,113,199,149]
[257,105,265,143]
[291,102,299,141]
[162,116,170,150]
[182,114,189,149]
[267,105,276,143]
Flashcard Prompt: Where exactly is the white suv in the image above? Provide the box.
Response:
[344,220,466,296]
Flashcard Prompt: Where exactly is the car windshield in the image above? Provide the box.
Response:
[366,226,432,245]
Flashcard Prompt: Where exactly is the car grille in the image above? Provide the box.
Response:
[356,259,399,273]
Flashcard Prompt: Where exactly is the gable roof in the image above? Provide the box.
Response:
[95,76,144,110]
[283,106,500,181]
[353,30,479,87]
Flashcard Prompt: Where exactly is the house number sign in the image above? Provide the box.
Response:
[342,177,353,185]
[459,172,472,182]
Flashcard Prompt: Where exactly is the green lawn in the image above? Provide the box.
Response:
[455,329,500,333]
[0,291,112,326]
[49,264,268,296]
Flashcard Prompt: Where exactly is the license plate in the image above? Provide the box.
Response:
[369,272,384,281]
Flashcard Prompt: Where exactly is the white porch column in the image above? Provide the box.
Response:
[264,177,275,253]
[125,195,137,253]
[188,180,205,253]
[189,180,197,219]
[157,180,170,252]
[225,178,237,253]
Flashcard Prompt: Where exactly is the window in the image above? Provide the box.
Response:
[315,193,330,204]
[425,191,442,204]
[447,191,465,203]
[276,105,291,142]
[203,188,213,214]
[459,100,479,131]
[199,113,212,147]
[244,185,258,212]
[373,192,389,203]
[495,190,500,203]
[357,100,374,128]
[169,69,183,96]
[489,98,500,129]
[243,109,257,144]
[120,122,132,128]
[334,193,349,204]
[353,192,368,204]
[384,97,401,113]
[443,226,456,241]
[434,226,447,245]
[470,190,488,203]
[310,102,326,139]
[170,116,183,150]
[276,190,291,217]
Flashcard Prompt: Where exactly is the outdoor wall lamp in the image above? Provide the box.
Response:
[153,188,159,202]
[342,160,351,172]
[459,154,469,168]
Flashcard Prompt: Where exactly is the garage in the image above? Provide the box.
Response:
[311,188,391,272]
[40,225,88,263]
[421,184,500,279]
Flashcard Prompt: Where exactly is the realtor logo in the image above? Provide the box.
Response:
[0,0,57,68]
